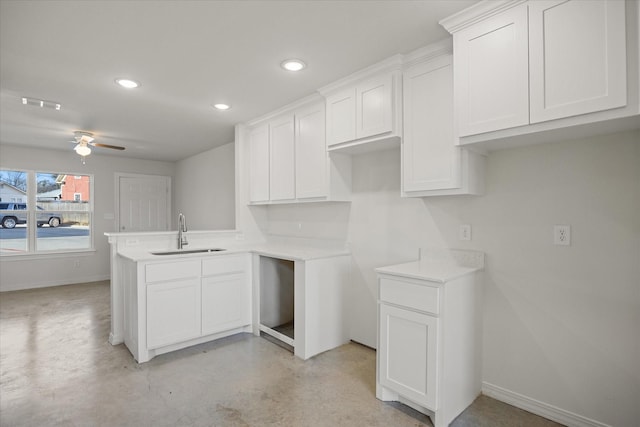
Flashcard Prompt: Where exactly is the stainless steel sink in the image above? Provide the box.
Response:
[151,248,226,255]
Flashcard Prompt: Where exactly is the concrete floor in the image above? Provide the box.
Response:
[0,281,564,427]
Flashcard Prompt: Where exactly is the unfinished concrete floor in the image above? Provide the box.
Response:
[0,281,563,427]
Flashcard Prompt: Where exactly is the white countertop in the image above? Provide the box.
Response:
[117,241,350,263]
[375,261,479,283]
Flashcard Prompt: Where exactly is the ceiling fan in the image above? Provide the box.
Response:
[71,131,125,159]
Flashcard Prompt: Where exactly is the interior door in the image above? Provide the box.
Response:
[118,174,170,232]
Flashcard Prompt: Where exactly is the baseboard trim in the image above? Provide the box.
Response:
[482,382,611,427]
[0,275,110,292]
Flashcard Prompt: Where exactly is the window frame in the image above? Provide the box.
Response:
[0,169,95,257]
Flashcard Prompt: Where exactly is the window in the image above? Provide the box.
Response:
[0,169,93,255]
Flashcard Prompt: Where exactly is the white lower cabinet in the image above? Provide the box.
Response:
[202,272,250,336]
[147,278,201,349]
[124,253,251,363]
[378,304,438,409]
[376,262,482,427]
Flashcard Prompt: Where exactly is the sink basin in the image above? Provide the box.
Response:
[151,248,226,255]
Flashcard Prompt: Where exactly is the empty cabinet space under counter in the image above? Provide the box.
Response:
[252,252,351,360]
[375,250,484,427]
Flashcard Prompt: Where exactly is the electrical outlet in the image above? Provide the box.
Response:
[73,260,80,268]
[554,225,571,246]
[459,224,471,241]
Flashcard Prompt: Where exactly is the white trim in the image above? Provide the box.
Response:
[402,38,452,69]
[0,274,110,292]
[439,0,527,34]
[245,93,323,127]
[317,54,404,96]
[482,382,612,427]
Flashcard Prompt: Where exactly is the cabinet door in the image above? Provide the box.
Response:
[269,115,296,201]
[529,0,627,123]
[403,55,461,192]
[379,303,438,409]
[248,124,270,203]
[202,273,249,336]
[356,73,393,139]
[326,88,356,146]
[147,278,201,349]
[295,102,327,199]
[454,3,529,136]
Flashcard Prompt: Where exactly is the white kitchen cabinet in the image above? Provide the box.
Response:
[325,88,356,145]
[269,114,295,201]
[248,124,270,203]
[441,0,637,149]
[147,278,201,349]
[295,102,327,199]
[356,73,393,139]
[451,3,530,137]
[321,63,402,153]
[376,250,483,427]
[528,0,627,123]
[246,98,351,205]
[123,253,252,363]
[201,255,251,335]
[378,303,438,409]
[402,48,484,196]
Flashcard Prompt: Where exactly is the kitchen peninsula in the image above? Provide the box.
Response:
[105,231,350,363]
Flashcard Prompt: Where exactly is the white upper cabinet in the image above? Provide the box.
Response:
[320,58,402,153]
[269,114,296,202]
[402,46,484,196]
[528,0,627,123]
[248,124,270,203]
[295,102,327,199]
[356,73,394,139]
[326,88,356,145]
[246,98,351,205]
[441,0,637,147]
[454,3,529,136]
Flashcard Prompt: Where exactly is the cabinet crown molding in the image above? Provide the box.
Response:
[439,0,528,34]
[402,38,452,69]
[245,92,324,128]
[317,54,403,97]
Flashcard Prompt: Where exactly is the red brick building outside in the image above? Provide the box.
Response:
[57,175,90,202]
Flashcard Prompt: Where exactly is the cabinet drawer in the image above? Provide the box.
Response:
[145,260,201,283]
[379,277,439,314]
[202,254,247,277]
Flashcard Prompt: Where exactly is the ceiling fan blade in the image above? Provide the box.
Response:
[91,142,125,150]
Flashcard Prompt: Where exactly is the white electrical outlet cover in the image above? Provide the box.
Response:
[459,224,471,241]
[553,225,571,246]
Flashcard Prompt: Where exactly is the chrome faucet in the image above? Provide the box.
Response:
[178,212,188,249]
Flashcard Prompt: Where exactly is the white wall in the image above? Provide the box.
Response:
[0,144,174,291]
[262,130,640,427]
[174,142,235,230]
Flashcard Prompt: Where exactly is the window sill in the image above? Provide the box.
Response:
[0,248,96,261]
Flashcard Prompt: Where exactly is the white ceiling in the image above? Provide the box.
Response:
[0,0,476,162]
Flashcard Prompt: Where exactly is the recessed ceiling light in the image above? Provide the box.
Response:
[115,78,140,89]
[281,59,306,72]
[213,103,231,110]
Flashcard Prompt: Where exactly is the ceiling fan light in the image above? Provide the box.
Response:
[74,144,92,156]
